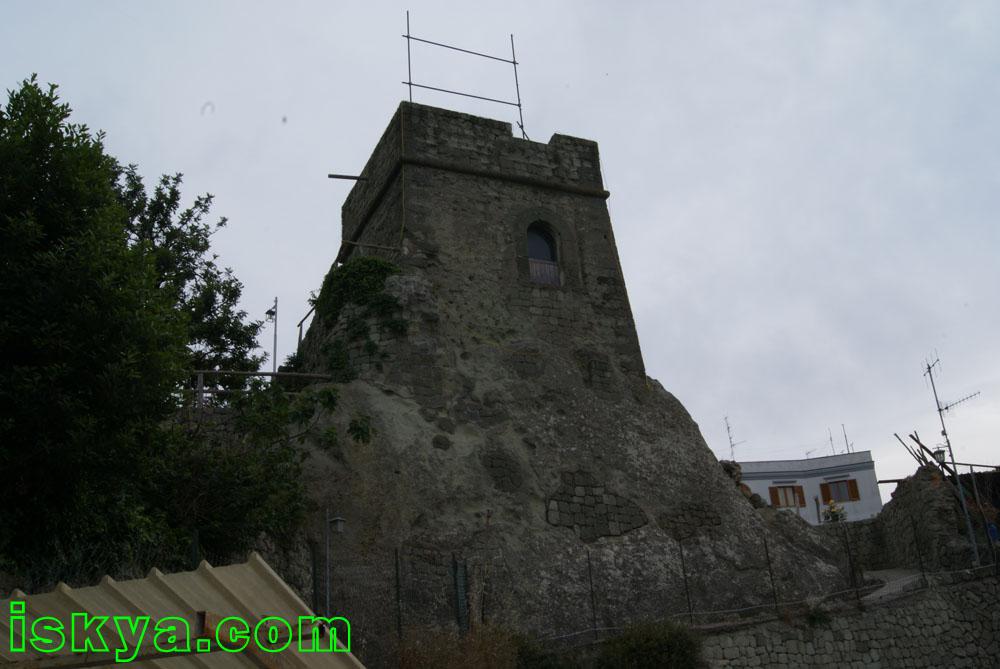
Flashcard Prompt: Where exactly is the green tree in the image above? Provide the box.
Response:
[161,382,343,558]
[0,77,316,589]
[0,76,188,574]
[117,167,264,392]
[0,77,384,589]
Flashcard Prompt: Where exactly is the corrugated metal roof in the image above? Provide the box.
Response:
[0,552,366,668]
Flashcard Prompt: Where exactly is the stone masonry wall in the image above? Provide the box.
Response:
[818,466,979,573]
[328,102,646,391]
[702,576,1000,668]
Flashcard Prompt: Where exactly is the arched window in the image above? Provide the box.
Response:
[527,224,559,285]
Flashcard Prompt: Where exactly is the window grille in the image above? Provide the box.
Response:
[529,258,559,285]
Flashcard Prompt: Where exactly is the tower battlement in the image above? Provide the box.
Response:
[340,103,607,254]
[329,102,645,387]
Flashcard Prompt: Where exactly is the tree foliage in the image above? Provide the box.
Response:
[0,76,307,586]
[0,76,188,571]
[159,382,343,559]
[118,167,263,389]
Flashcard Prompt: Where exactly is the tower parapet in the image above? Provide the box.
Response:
[326,102,645,390]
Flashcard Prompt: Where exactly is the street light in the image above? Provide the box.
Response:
[933,448,947,465]
[265,297,277,374]
[326,509,345,616]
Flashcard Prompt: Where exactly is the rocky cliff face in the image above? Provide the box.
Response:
[289,103,846,644]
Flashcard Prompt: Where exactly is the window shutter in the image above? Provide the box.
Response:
[795,486,805,507]
[848,479,860,501]
[820,483,831,504]
[769,487,780,506]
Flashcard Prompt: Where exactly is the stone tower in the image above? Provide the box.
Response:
[298,102,844,653]
[332,102,644,396]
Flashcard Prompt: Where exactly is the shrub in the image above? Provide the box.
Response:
[395,625,516,669]
[822,499,847,523]
[513,633,580,669]
[804,604,831,627]
[594,621,707,669]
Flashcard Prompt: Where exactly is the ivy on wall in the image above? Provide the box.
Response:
[315,255,403,325]
[313,255,408,381]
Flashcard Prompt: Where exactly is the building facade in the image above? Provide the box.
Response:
[739,451,883,525]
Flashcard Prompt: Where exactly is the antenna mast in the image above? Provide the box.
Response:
[724,416,745,461]
[925,358,980,463]
[924,357,981,567]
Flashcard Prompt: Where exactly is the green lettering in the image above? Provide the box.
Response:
[30,617,65,653]
[71,612,109,652]
[153,617,190,653]
[215,616,249,652]
[9,601,25,652]
[254,617,291,653]
[297,616,350,652]
[113,616,149,663]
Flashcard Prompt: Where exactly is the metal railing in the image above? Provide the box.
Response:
[529,258,560,285]
[187,369,334,409]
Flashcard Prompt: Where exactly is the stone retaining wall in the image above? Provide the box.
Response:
[702,576,999,668]
[817,466,980,573]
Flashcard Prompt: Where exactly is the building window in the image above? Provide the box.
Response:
[768,486,805,508]
[821,479,860,503]
[527,224,559,285]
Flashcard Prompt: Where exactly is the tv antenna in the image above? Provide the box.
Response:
[402,11,528,139]
[841,424,853,454]
[923,356,981,567]
[724,416,746,460]
[925,358,980,444]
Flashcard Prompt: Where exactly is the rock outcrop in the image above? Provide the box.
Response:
[291,102,847,645]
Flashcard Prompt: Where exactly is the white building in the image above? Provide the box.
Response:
[738,451,883,525]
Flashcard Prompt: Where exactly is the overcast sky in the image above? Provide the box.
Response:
[4,1,998,503]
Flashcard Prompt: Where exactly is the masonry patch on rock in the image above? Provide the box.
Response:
[546,470,647,541]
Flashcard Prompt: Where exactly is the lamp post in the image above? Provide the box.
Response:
[265,297,277,374]
[325,509,345,616]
